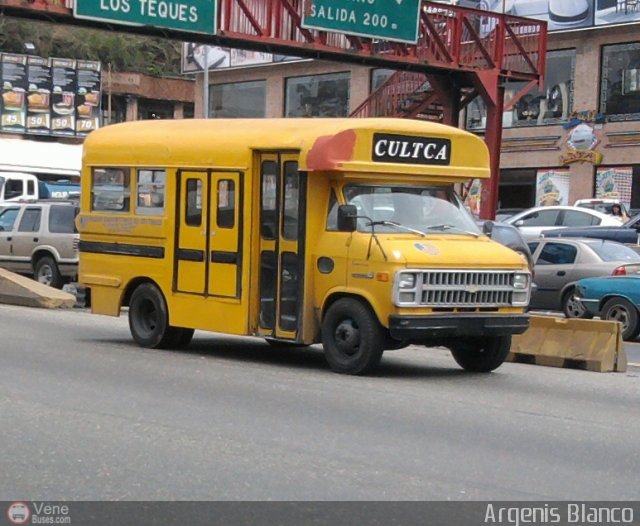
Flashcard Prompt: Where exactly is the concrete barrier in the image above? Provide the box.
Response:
[509,315,627,373]
[0,268,75,309]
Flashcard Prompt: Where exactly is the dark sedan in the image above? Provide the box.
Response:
[541,213,640,244]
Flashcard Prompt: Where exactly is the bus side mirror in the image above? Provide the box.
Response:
[337,204,358,232]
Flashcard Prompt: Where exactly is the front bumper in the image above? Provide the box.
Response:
[576,297,600,316]
[389,314,530,341]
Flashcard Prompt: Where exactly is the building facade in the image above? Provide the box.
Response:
[196,21,640,212]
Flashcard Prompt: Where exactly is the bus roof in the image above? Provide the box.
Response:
[83,118,490,181]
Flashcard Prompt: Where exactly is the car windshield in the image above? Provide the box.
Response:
[588,241,640,262]
[343,184,480,235]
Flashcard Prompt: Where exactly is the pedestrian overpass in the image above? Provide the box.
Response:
[0,0,547,217]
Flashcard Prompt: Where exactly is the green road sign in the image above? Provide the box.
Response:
[302,0,422,44]
[74,0,217,35]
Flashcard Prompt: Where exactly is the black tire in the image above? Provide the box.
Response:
[165,328,195,349]
[34,255,63,289]
[450,335,512,372]
[128,283,174,348]
[562,287,592,319]
[602,297,640,341]
[321,298,384,375]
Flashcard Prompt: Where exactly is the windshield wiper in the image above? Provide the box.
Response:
[426,224,480,238]
[367,220,426,237]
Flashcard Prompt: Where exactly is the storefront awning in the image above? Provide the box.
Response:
[0,138,82,178]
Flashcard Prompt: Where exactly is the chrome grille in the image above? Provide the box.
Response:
[395,270,529,308]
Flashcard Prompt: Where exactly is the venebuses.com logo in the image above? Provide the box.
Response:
[7,502,30,525]
[6,502,71,524]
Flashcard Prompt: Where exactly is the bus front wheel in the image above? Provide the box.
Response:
[449,335,511,372]
[321,298,384,375]
[129,283,177,349]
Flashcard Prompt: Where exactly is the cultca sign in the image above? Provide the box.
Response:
[372,133,451,166]
[74,0,217,35]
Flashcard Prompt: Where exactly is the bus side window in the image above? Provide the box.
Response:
[326,190,338,231]
[216,179,235,229]
[186,179,202,226]
[92,168,131,212]
[137,169,166,215]
[282,161,299,240]
[261,161,277,239]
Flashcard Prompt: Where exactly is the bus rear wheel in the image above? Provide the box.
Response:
[128,283,176,349]
[449,335,511,372]
[321,298,384,375]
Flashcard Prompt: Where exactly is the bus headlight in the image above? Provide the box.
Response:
[398,273,417,289]
[513,273,529,290]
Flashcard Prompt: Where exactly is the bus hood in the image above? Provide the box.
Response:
[378,235,527,269]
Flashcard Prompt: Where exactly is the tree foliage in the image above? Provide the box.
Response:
[0,18,183,76]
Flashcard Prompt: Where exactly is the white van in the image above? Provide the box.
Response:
[0,172,39,202]
[0,172,80,203]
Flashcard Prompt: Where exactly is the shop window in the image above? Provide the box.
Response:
[285,72,350,117]
[371,69,394,92]
[498,169,537,209]
[138,99,174,120]
[601,42,640,120]
[101,95,126,124]
[467,49,575,130]
[92,168,131,212]
[210,80,266,118]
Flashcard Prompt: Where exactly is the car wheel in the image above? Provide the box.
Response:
[128,283,173,348]
[562,288,592,319]
[449,335,512,372]
[321,298,384,375]
[602,297,640,341]
[34,256,64,289]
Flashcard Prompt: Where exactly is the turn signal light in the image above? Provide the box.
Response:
[612,266,627,276]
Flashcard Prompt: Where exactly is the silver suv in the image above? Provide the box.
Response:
[0,200,79,288]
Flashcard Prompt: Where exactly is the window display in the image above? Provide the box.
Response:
[601,42,640,120]
[285,72,350,117]
[466,49,575,130]
[210,80,266,118]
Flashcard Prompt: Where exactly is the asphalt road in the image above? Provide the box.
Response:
[1,304,639,501]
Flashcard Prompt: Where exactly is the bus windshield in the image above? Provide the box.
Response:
[343,184,480,235]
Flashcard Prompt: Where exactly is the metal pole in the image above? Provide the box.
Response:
[107,63,112,125]
[203,46,209,118]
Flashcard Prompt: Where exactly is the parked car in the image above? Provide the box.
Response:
[541,211,640,245]
[494,208,524,223]
[0,200,79,288]
[526,237,640,318]
[574,198,629,220]
[504,205,622,239]
[576,267,640,340]
[478,220,533,270]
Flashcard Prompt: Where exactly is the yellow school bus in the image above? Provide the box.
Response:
[77,118,531,375]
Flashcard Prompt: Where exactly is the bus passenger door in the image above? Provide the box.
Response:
[175,171,208,295]
[208,172,242,298]
[257,153,306,340]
